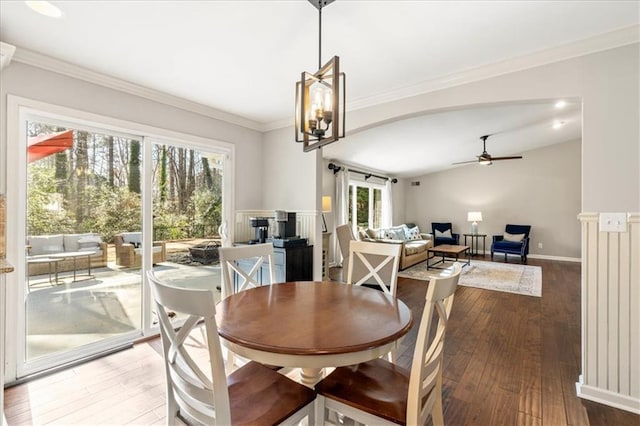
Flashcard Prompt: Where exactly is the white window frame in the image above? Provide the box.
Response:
[348,177,385,232]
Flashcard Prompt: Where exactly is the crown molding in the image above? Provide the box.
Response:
[0,42,16,70]
[10,47,264,132]
[265,25,640,132]
[345,25,640,113]
[8,25,639,134]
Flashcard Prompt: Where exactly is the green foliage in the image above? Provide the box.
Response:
[87,187,141,242]
[27,123,221,243]
[27,166,75,235]
[153,208,190,241]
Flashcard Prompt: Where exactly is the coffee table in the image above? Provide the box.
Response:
[427,244,471,270]
[26,257,62,286]
[50,251,96,281]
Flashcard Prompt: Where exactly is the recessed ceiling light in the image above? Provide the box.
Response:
[554,100,567,109]
[25,1,62,18]
[553,120,566,129]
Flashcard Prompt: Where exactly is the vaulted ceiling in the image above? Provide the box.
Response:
[1,1,637,177]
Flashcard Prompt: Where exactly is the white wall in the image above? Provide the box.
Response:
[345,44,639,213]
[267,44,638,411]
[405,140,582,259]
[0,62,264,209]
[262,126,323,279]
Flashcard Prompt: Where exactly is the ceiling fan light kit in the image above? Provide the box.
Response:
[453,134,523,166]
[295,0,346,152]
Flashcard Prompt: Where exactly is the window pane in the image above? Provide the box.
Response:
[356,186,369,229]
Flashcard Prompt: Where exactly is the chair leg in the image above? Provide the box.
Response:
[504,253,507,262]
[315,395,326,425]
[431,374,445,426]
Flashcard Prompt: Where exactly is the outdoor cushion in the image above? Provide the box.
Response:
[78,235,102,249]
[120,232,142,246]
[133,246,163,255]
[29,234,64,255]
[64,233,102,252]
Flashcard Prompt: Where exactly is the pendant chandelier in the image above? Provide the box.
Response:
[295,0,346,152]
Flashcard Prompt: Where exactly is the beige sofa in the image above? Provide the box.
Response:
[27,233,108,276]
[114,232,166,267]
[359,223,433,270]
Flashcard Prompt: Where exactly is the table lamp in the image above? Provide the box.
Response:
[468,211,482,234]
[322,196,332,232]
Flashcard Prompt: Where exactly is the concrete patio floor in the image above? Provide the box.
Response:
[25,259,221,360]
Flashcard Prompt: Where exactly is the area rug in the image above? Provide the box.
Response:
[398,260,542,297]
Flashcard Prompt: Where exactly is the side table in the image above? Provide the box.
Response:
[463,233,487,256]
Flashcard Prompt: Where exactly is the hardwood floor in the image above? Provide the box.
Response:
[4,258,639,425]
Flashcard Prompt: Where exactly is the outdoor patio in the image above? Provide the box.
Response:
[25,240,222,360]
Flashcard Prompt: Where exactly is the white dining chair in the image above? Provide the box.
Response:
[147,271,315,426]
[347,240,402,296]
[218,243,276,300]
[218,243,276,373]
[315,262,463,426]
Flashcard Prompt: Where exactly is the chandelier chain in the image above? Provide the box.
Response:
[318,2,322,69]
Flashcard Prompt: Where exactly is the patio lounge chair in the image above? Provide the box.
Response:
[114,232,166,267]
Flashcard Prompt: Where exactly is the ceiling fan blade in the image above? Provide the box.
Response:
[491,156,523,161]
[452,159,480,165]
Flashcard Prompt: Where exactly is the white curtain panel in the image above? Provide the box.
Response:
[383,179,393,229]
[334,169,350,265]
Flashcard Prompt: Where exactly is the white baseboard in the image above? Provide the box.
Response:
[528,253,581,262]
[576,376,640,414]
[477,250,581,263]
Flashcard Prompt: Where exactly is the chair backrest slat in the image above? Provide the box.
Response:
[218,243,276,299]
[407,262,462,426]
[347,240,401,296]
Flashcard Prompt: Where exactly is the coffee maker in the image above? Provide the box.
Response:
[274,210,296,238]
[249,217,269,244]
[271,210,307,247]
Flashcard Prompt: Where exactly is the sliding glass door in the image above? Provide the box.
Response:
[22,119,144,373]
[6,100,232,380]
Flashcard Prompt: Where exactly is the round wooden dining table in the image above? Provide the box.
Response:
[216,281,413,386]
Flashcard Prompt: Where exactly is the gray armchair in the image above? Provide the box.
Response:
[335,224,355,268]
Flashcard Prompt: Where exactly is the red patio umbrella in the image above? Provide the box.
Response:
[27,130,74,163]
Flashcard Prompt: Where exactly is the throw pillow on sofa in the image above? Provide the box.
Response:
[384,225,407,240]
[405,226,421,240]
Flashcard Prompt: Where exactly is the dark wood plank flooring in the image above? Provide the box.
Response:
[4,258,639,425]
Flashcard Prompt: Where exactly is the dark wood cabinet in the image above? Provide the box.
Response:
[234,245,313,285]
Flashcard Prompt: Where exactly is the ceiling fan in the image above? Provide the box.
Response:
[452,135,523,166]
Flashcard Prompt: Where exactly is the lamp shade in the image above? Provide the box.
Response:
[467,211,483,222]
[322,196,332,213]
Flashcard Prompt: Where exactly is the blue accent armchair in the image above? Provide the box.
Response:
[431,222,460,246]
[491,224,532,263]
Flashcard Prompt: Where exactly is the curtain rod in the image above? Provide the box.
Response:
[328,162,398,183]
